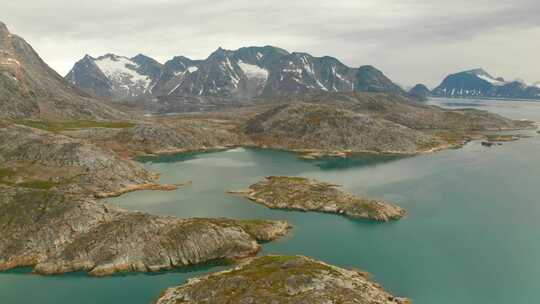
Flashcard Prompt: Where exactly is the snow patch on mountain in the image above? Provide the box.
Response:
[476,74,505,86]
[95,55,151,91]
[168,82,183,95]
[237,60,268,80]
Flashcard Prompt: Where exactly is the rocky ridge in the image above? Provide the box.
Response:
[231,176,405,222]
[67,46,406,102]
[155,255,410,304]
[0,21,125,119]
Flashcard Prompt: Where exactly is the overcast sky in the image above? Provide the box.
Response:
[3,0,540,88]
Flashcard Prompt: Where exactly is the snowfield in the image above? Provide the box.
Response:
[238,60,269,80]
[95,55,152,92]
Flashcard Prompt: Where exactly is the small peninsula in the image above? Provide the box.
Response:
[155,255,410,304]
[230,176,406,221]
[0,186,290,277]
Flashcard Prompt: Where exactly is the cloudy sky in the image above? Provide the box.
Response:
[4,0,540,88]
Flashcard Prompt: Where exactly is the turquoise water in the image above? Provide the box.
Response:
[1,98,540,303]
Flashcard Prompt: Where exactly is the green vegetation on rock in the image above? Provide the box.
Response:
[155,255,410,304]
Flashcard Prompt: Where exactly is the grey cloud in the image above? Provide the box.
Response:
[3,0,539,87]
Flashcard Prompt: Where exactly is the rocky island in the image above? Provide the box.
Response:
[155,255,410,304]
[231,176,405,221]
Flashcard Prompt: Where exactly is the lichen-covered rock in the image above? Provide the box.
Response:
[231,176,405,222]
[0,186,290,276]
[155,255,410,304]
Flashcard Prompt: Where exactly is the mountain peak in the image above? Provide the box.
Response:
[98,53,122,61]
[408,84,431,101]
[132,53,153,61]
[131,53,161,66]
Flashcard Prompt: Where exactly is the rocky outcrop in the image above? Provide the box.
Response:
[231,176,405,222]
[155,255,410,304]
[0,186,290,276]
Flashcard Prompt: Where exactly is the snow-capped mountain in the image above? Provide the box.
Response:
[66,46,405,101]
[66,54,163,99]
[432,69,540,99]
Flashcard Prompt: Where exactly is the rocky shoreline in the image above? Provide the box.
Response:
[0,123,293,277]
[155,255,410,304]
[0,185,290,276]
[94,181,191,198]
[230,176,406,222]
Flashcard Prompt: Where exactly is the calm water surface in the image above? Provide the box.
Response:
[1,98,540,304]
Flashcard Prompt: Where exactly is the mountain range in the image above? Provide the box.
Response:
[66,46,405,101]
[431,69,540,100]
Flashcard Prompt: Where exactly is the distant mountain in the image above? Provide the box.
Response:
[0,21,124,119]
[67,46,405,101]
[432,69,540,100]
[408,84,431,101]
[66,53,162,100]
